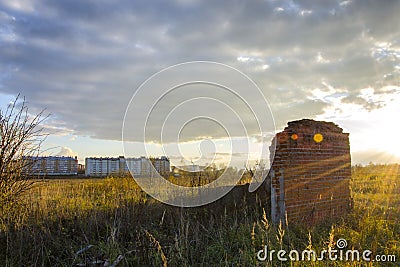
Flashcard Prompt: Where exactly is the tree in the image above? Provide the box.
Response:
[0,95,47,219]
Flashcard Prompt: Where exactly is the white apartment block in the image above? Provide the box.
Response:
[85,157,118,176]
[123,157,146,177]
[27,156,78,175]
[85,156,170,177]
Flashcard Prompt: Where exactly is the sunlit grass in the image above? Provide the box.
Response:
[22,178,147,224]
[0,164,399,266]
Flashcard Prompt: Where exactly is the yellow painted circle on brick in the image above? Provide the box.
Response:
[291,133,298,140]
[313,133,323,143]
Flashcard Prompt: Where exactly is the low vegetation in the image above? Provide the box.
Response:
[0,96,47,220]
[0,164,399,266]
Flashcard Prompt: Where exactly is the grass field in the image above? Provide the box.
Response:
[0,164,399,266]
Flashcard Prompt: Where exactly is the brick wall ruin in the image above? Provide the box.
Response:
[270,119,352,225]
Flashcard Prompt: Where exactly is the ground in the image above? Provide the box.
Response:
[0,164,399,266]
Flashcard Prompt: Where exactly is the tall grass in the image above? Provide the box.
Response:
[0,164,399,266]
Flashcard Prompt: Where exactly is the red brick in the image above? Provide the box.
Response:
[270,119,352,225]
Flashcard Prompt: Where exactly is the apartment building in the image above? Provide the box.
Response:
[85,156,170,177]
[27,156,78,175]
[151,156,170,177]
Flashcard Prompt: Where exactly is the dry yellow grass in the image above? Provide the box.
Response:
[0,165,399,266]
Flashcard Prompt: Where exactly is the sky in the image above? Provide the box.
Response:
[0,0,399,166]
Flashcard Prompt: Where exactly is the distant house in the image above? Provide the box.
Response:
[78,164,85,174]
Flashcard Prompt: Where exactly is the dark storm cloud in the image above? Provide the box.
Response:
[0,0,399,142]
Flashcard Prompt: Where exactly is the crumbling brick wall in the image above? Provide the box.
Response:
[270,119,352,225]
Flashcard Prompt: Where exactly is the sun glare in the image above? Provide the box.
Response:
[374,97,400,158]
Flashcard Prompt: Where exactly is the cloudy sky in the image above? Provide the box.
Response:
[0,0,399,166]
